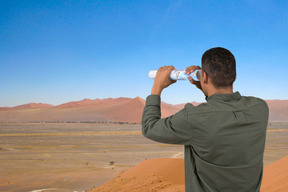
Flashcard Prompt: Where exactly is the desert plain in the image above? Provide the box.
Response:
[0,122,287,192]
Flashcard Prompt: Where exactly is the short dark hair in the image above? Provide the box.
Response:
[201,47,236,88]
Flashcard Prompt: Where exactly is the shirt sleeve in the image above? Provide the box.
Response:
[142,94,192,145]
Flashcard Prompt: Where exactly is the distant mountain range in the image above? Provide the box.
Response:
[0,97,287,123]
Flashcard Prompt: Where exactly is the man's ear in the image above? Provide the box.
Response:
[203,71,208,84]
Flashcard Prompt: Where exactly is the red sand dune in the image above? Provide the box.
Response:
[265,100,288,122]
[261,155,288,191]
[90,158,185,192]
[90,155,288,192]
[56,98,101,108]
[0,97,287,123]
[12,103,54,109]
[0,97,193,123]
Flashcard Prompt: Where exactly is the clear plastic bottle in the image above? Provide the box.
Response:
[148,69,201,81]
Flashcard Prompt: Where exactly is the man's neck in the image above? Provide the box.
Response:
[207,86,233,98]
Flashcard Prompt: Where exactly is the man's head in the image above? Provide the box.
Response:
[199,47,236,97]
[200,47,236,90]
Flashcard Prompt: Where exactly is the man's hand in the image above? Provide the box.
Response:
[185,65,202,91]
[151,65,177,95]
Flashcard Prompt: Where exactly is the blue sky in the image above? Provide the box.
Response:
[0,0,287,107]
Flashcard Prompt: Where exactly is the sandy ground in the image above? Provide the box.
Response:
[0,123,287,192]
[261,155,288,191]
[0,123,184,192]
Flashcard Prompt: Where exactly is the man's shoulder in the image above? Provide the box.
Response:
[183,102,212,114]
[240,95,268,109]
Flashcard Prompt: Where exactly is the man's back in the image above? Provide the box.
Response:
[183,92,269,191]
[142,92,269,191]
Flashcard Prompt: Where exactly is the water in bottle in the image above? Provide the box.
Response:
[148,69,201,81]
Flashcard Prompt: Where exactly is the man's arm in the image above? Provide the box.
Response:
[142,94,192,145]
[142,65,193,144]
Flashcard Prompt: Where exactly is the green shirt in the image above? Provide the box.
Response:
[142,92,269,192]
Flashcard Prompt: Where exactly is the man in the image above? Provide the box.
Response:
[142,47,269,192]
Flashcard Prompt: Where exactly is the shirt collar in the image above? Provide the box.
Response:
[206,91,241,102]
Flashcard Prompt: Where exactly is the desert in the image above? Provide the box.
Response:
[0,121,288,192]
[0,122,184,192]
[1,97,288,191]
